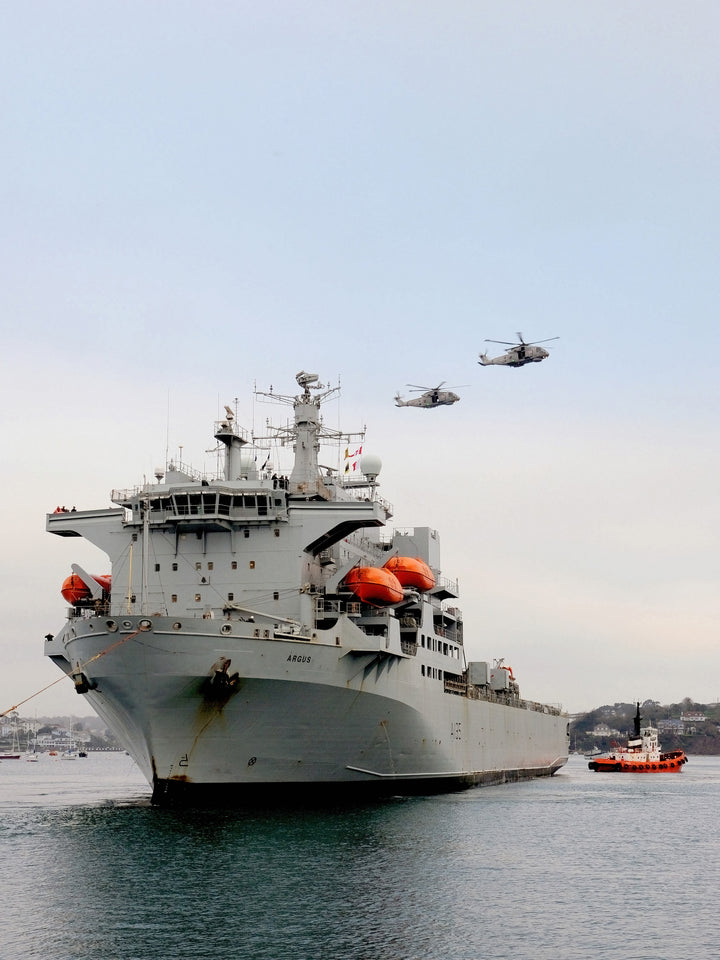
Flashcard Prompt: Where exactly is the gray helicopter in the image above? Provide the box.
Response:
[394,382,461,408]
[479,333,559,367]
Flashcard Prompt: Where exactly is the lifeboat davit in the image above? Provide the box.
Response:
[383,556,436,592]
[343,567,403,605]
[61,573,112,604]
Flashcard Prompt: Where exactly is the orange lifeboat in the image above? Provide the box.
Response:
[383,556,436,592]
[61,573,112,604]
[342,567,403,605]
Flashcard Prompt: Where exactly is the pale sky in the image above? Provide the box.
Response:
[2,1,719,719]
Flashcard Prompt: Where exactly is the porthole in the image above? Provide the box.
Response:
[106,620,118,632]
[220,623,232,635]
[172,622,182,630]
[139,619,152,631]
[122,620,132,629]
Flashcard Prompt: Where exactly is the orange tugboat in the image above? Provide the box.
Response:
[588,703,687,773]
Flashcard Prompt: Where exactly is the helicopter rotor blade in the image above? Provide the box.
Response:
[525,336,560,345]
[406,382,446,391]
[483,340,515,346]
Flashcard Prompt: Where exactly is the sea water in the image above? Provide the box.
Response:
[1,752,718,960]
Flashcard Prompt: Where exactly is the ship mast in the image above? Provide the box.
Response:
[214,404,251,480]
[254,371,363,496]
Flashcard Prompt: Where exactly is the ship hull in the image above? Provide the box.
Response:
[47,616,568,806]
[588,754,686,773]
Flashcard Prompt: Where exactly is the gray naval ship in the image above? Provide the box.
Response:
[46,371,569,804]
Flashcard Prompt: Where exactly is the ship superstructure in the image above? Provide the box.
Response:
[46,371,569,804]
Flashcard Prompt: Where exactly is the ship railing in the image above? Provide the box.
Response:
[338,485,394,516]
[343,532,389,565]
[213,420,249,443]
[314,597,364,620]
[525,700,563,716]
[434,576,459,595]
[444,676,467,696]
[463,684,563,715]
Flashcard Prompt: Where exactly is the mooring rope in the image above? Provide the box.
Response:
[1,628,142,719]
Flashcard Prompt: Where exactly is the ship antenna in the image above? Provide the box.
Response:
[165,389,171,471]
